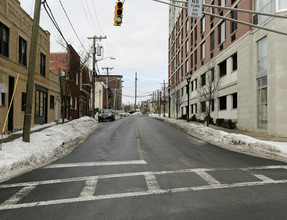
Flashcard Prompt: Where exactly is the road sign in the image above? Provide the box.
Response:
[153,106,157,111]
[187,0,203,18]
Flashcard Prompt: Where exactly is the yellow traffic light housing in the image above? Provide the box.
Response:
[114,1,123,26]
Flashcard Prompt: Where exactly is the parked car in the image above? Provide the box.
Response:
[98,109,115,122]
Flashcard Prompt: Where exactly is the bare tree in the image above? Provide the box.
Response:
[171,89,183,120]
[197,69,221,126]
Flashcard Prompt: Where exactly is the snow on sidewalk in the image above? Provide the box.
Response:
[149,114,287,163]
[0,117,102,183]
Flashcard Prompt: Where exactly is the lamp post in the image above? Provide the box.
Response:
[168,85,171,118]
[186,72,192,122]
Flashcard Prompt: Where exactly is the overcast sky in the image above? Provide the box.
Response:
[19,0,169,105]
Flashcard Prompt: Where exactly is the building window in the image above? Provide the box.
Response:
[21,92,26,111]
[257,77,267,129]
[194,49,197,65]
[210,31,215,52]
[75,97,77,109]
[186,39,189,54]
[50,95,54,109]
[232,93,237,109]
[201,16,206,34]
[219,96,227,110]
[201,42,206,60]
[201,73,206,86]
[186,60,189,73]
[257,36,267,74]
[219,60,227,77]
[231,7,238,33]
[40,52,46,76]
[211,99,215,111]
[70,96,73,109]
[194,25,197,42]
[201,101,206,113]
[19,37,27,66]
[255,0,274,23]
[218,21,226,44]
[277,0,287,11]
[211,68,215,81]
[231,0,236,4]
[0,22,9,57]
[0,93,5,106]
[232,53,237,71]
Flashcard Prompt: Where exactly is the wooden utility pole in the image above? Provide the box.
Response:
[87,36,107,117]
[23,0,41,142]
[102,67,114,109]
[135,72,137,110]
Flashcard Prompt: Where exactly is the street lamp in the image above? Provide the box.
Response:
[186,71,192,122]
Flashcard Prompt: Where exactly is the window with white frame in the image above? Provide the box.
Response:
[277,0,287,11]
[257,36,267,74]
[186,39,189,54]
[70,97,73,109]
[255,0,275,23]
[201,16,206,34]
[0,93,5,106]
[218,21,226,44]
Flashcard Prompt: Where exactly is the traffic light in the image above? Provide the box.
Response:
[114,1,123,26]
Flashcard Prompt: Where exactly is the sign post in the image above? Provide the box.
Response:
[187,0,203,18]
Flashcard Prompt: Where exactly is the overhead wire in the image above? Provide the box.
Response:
[79,0,98,35]
[58,0,88,54]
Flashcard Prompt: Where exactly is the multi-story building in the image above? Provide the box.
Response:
[50,45,82,120]
[95,75,123,110]
[0,0,60,133]
[168,0,287,137]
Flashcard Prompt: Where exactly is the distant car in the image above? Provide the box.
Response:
[98,109,115,122]
[117,110,126,118]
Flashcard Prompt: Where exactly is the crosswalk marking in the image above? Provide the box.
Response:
[252,174,275,182]
[145,174,160,191]
[1,185,36,206]
[79,179,98,198]
[1,164,287,211]
[43,160,147,169]
[194,171,220,185]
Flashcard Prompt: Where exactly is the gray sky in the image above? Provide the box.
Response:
[19,0,169,104]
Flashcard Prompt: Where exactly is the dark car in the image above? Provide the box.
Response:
[98,109,115,122]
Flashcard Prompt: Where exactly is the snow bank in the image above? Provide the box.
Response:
[149,114,287,163]
[0,117,102,183]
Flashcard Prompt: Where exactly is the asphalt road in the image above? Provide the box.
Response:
[1,115,287,219]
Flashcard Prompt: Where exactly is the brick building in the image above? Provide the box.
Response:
[0,0,60,133]
[95,75,123,110]
[50,45,82,120]
[169,0,287,137]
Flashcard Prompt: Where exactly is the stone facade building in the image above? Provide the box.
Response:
[0,0,60,134]
[169,0,287,137]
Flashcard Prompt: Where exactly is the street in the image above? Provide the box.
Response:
[1,115,287,219]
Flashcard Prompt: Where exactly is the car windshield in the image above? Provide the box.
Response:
[101,109,112,113]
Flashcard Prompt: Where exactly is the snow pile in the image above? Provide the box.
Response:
[149,114,287,163]
[0,117,102,183]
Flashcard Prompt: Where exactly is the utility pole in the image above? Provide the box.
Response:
[135,72,137,110]
[102,67,114,109]
[163,80,166,116]
[87,35,107,117]
[22,0,41,142]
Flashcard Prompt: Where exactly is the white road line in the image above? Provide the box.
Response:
[79,179,98,198]
[2,165,287,189]
[145,174,160,191]
[252,174,275,182]
[241,165,287,170]
[1,186,36,206]
[43,160,147,169]
[194,171,220,185]
[1,179,287,211]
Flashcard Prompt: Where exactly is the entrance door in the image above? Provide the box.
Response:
[8,76,14,132]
